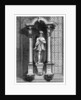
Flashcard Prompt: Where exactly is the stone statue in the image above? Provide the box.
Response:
[34,30,46,64]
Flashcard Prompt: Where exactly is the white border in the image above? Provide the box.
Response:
[5,5,76,95]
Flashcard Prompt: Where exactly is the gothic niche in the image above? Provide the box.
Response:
[22,17,55,82]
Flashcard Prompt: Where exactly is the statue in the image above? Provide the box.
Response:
[34,30,46,75]
[34,31,46,63]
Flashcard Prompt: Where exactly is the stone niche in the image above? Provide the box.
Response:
[16,16,63,82]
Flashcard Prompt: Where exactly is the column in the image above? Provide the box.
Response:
[44,24,56,81]
[29,37,33,64]
[46,25,53,75]
[27,26,34,75]
[47,27,51,63]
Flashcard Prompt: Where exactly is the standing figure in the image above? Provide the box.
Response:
[34,31,46,64]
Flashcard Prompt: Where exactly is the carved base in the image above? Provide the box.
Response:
[23,63,34,82]
[23,74,34,82]
[36,63,44,76]
[27,63,34,75]
[44,63,54,81]
[45,63,53,75]
[44,74,54,82]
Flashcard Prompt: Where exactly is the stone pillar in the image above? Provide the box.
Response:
[44,24,55,81]
[24,25,34,82]
[47,27,51,63]
[45,25,53,75]
[27,26,34,75]
[29,37,33,64]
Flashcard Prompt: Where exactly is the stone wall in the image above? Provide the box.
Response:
[50,17,63,74]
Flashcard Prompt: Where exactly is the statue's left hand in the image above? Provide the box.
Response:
[39,40,42,43]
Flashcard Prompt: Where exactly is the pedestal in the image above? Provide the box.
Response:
[27,63,34,75]
[46,63,53,75]
[23,63,34,82]
[36,63,44,76]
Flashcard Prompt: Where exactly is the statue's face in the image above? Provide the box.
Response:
[39,31,43,37]
[40,33,43,37]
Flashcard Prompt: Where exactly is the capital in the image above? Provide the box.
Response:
[28,27,32,38]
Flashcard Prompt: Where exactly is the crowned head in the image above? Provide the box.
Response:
[39,30,43,37]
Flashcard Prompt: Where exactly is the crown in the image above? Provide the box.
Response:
[39,30,43,34]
